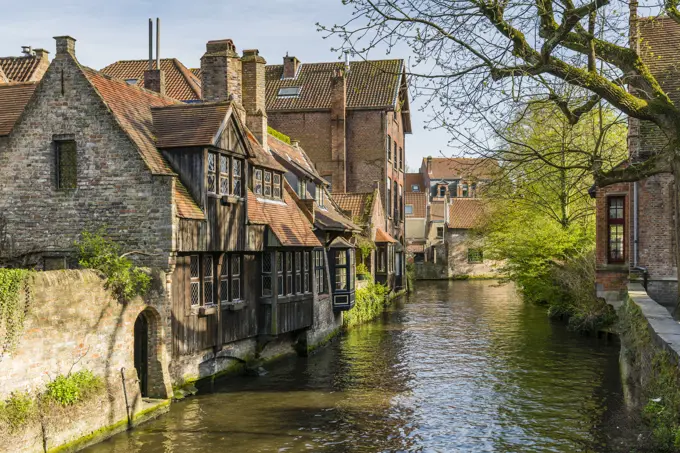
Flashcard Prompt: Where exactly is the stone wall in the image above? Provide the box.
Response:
[446,229,499,277]
[0,47,174,270]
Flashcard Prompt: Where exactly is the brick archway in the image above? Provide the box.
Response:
[134,307,170,399]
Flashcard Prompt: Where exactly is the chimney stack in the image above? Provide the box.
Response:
[242,49,268,150]
[201,39,243,106]
[144,18,165,95]
[54,36,76,56]
[283,54,300,78]
[330,67,347,193]
[426,156,433,174]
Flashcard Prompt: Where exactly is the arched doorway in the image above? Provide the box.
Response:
[134,313,149,397]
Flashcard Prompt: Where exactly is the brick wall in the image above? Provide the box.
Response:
[0,50,174,269]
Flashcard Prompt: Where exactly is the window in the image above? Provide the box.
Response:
[231,255,241,301]
[335,250,348,290]
[468,249,484,264]
[436,226,444,238]
[220,258,229,305]
[207,153,217,194]
[190,255,200,306]
[273,174,282,199]
[56,140,77,189]
[203,255,214,306]
[608,197,625,263]
[232,159,242,196]
[387,178,392,215]
[262,252,272,297]
[411,184,419,192]
[314,249,326,294]
[399,147,403,170]
[254,168,263,195]
[377,246,386,272]
[393,140,398,168]
[438,185,446,197]
[405,205,413,215]
[298,179,307,199]
[286,252,293,295]
[125,78,138,85]
[264,170,272,197]
[462,183,469,198]
[325,175,333,192]
[277,86,301,98]
[304,251,310,293]
[295,251,302,293]
[277,252,284,296]
[394,181,399,220]
[315,185,325,208]
[387,135,392,161]
[219,155,230,195]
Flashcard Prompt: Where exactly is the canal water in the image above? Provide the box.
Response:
[85,280,627,453]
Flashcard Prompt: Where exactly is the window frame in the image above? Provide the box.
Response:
[253,168,263,196]
[607,196,625,264]
[314,249,327,294]
[411,184,420,192]
[219,154,230,195]
[262,252,273,297]
[264,170,272,197]
[387,134,392,162]
[273,173,282,199]
[207,152,217,195]
[55,139,77,190]
[232,158,242,197]
[405,204,413,215]
[436,226,444,238]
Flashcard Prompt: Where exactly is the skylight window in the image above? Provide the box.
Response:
[277,87,301,98]
[125,79,139,85]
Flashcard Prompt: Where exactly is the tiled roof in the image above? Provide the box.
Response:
[407,243,425,254]
[405,192,426,218]
[315,192,362,232]
[100,59,202,101]
[190,68,201,79]
[81,66,180,175]
[333,192,374,225]
[0,82,37,136]
[0,54,46,82]
[448,199,487,229]
[404,173,424,192]
[247,131,288,172]
[268,134,322,180]
[375,228,397,243]
[425,157,499,180]
[175,181,205,220]
[430,201,446,221]
[247,182,320,247]
[265,59,403,111]
[151,102,231,148]
[639,17,680,102]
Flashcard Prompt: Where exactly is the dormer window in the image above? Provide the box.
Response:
[255,167,284,200]
[462,183,469,198]
[273,174,282,199]
[438,185,446,197]
[219,155,230,195]
[208,152,242,197]
[125,79,138,85]
[264,171,272,197]
[315,185,325,208]
[277,87,301,98]
[254,169,263,195]
[411,184,419,192]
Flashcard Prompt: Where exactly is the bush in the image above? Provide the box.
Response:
[75,229,151,301]
[0,391,35,431]
[343,282,388,328]
[45,370,104,406]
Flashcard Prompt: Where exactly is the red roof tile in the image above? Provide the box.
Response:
[375,228,397,243]
[265,59,404,111]
[246,131,288,172]
[333,192,374,225]
[267,134,322,180]
[448,199,487,229]
[405,192,426,218]
[0,82,37,136]
[100,59,202,101]
[407,243,425,253]
[425,157,499,180]
[430,202,447,222]
[404,173,424,192]
[190,68,201,79]
[0,54,47,82]
[175,181,205,220]
[247,183,320,247]
[152,102,231,148]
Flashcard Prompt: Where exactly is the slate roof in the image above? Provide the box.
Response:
[0,82,37,136]
[0,54,46,82]
[247,182,320,247]
[405,192,426,218]
[175,181,205,219]
[100,59,202,101]
[151,102,231,148]
[448,199,487,229]
[333,192,374,225]
[375,228,397,243]
[265,59,404,111]
[425,157,499,180]
[404,173,424,192]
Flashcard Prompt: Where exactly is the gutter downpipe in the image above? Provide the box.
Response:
[634,181,638,268]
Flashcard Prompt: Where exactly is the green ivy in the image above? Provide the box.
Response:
[75,229,151,301]
[0,269,31,357]
[267,126,291,144]
[343,282,388,328]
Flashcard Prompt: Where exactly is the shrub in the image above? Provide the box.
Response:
[356,262,370,277]
[343,282,388,328]
[45,370,103,406]
[0,391,35,431]
[75,229,151,301]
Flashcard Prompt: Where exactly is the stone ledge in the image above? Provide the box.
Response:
[628,283,680,358]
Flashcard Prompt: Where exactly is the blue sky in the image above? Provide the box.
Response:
[0,0,457,170]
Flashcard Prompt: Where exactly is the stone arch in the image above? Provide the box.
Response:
[133,306,170,399]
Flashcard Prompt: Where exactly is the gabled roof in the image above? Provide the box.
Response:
[100,59,202,101]
[246,131,287,172]
[267,134,324,182]
[0,82,37,136]
[424,157,499,180]
[404,173,424,192]
[333,192,375,226]
[405,192,426,218]
[375,228,397,243]
[0,53,48,82]
[151,102,232,149]
[247,182,320,247]
[81,66,181,174]
[448,199,487,229]
[265,59,405,111]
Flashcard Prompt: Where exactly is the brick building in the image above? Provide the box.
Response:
[594,17,679,310]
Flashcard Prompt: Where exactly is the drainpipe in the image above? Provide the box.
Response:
[633,181,638,268]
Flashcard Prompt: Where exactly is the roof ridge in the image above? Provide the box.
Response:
[171,58,202,98]
[83,65,182,103]
[0,81,38,87]
[266,58,403,68]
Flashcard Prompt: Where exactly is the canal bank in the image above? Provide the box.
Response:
[83,280,628,453]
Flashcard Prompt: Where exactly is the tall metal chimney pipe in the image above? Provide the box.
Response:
[156,18,160,69]
[148,18,153,70]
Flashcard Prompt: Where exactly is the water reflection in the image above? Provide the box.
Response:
[84,280,624,453]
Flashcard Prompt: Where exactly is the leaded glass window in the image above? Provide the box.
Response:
[314,249,326,294]
[220,257,229,305]
[273,173,282,199]
[56,140,77,189]
[203,255,214,305]
[295,251,302,293]
[190,255,200,306]
[277,252,284,297]
[231,255,241,301]
[608,197,625,263]
[254,168,263,196]
[207,153,217,194]
[264,171,272,197]
[219,155,230,195]
[262,252,272,297]
[232,159,242,196]
[304,251,310,293]
[286,252,293,295]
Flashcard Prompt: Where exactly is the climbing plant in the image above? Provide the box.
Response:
[0,268,32,358]
[354,234,374,264]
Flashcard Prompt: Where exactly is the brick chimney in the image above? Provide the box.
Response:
[330,67,347,193]
[426,156,433,174]
[144,68,166,95]
[54,36,76,57]
[242,49,267,150]
[201,39,242,105]
[283,55,300,78]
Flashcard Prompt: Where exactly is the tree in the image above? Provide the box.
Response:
[322,0,680,292]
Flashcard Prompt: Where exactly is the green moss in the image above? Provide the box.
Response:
[267,126,291,144]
